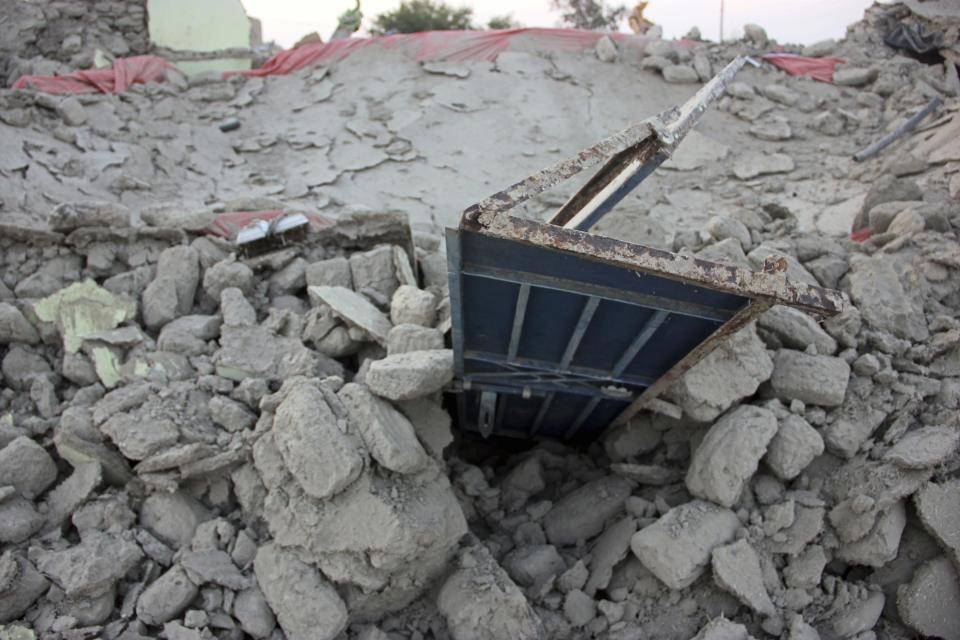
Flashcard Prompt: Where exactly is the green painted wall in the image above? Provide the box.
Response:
[147,0,253,73]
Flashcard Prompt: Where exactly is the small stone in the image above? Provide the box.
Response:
[140,491,210,549]
[0,437,57,499]
[783,545,827,589]
[208,395,257,432]
[834,66,878,87]
[663,64,700,84]
[733,152,794,180]
[136,565,199,626]
[630,500,740,590]
[390,285,437,327]
[254,543,348,640]
[764,415,824,481]
[563,589,596,626]
[180,549,248,590]
[836,501,906,567]
[544,476,632,546]
[686,405,779,508]
[365,349,453,401]
[594,35,617,62]
[234,586,276,639]
[0,497,44,543]
[0,303,39,344]
[502,544,565,589]
[711,539,776,616]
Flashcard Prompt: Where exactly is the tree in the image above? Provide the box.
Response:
[371,0,474,35]
[487,15,520,30]
[551,0,626,31]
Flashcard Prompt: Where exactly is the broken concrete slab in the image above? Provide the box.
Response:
[914,479,960,569]
[308,285,392,345]
[35,531,142,598]
[630,500,740,590]
[365,349,453,401]
[837,501,907,567]
[100,414,179,460]
[847,255,929,342]
[686,405,779,508]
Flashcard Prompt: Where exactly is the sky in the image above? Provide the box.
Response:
[240,0,875,48]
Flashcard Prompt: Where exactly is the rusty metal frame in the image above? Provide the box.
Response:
[448,56,844,437]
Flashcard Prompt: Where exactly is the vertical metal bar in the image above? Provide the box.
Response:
[612,301,770,426]
[507,283,531,362]
[445,229,466,378]
[560,296,600,368]
[565,396,601,439]
[565,153,669,232]
[529,392,554,437]
[611,309,669,377]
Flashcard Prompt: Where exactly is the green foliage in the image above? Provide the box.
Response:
[551,0,626,31]
[371,0,474,35]
[487,14,519,30]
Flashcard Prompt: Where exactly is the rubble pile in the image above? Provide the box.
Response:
[1,2,960,639]
[0,0,149,86]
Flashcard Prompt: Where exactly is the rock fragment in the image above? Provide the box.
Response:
[769,350,850,406]
[666,322,772,421]
[836,501,906,567]
[0,303,39,344]
[308,285,392,344]
[543,476,632,546]
[390,285,436,327]
[914,479,960,567]
[711,539,776,616]
[630,500,740,590]
[764,415,824,481]
[233,586,276,639]
[339,382,427,473]
[254,543,348,640]
[365,349,453,401]
[0,436,57,499]
[0,552,48,623]
[437,545,544,640]
[136,565,199,626]
[884,426,960,469]
[272,380,365,498]
[686,405,778,508]
[898,556,960,639]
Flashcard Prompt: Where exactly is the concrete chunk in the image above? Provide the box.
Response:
[254,543,348,640]
[770,349,850,406]
[339,382,427,474]
[884,426,960,469]
[136,565,199,626]
[631,500,740,590]
[0,303,39,344]
[898,556,960,640]
[273,381,365,498]
[686,405,778,508]
[914,480,960,569]
[0,436,57,499]
[365,349,453,401]
[764,415,824,481]
[666,322,772,422]
[390,285,436,327]
[544,476,632,546]
[711,539,775,616]
[308,285,392,345]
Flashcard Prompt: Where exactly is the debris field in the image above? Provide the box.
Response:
[1,2,960,640]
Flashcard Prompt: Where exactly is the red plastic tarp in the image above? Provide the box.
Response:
[12,55,174,95]
[762,53,845,84]
[227,28,637,78]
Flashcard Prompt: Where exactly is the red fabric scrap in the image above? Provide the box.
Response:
[207,210,333,240]
[762,53,845,84]
[12,55,174,94]
[849,227,873,242]
[227,28,636,78]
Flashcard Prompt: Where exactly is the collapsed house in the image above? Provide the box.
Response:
[0,2,960,640]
